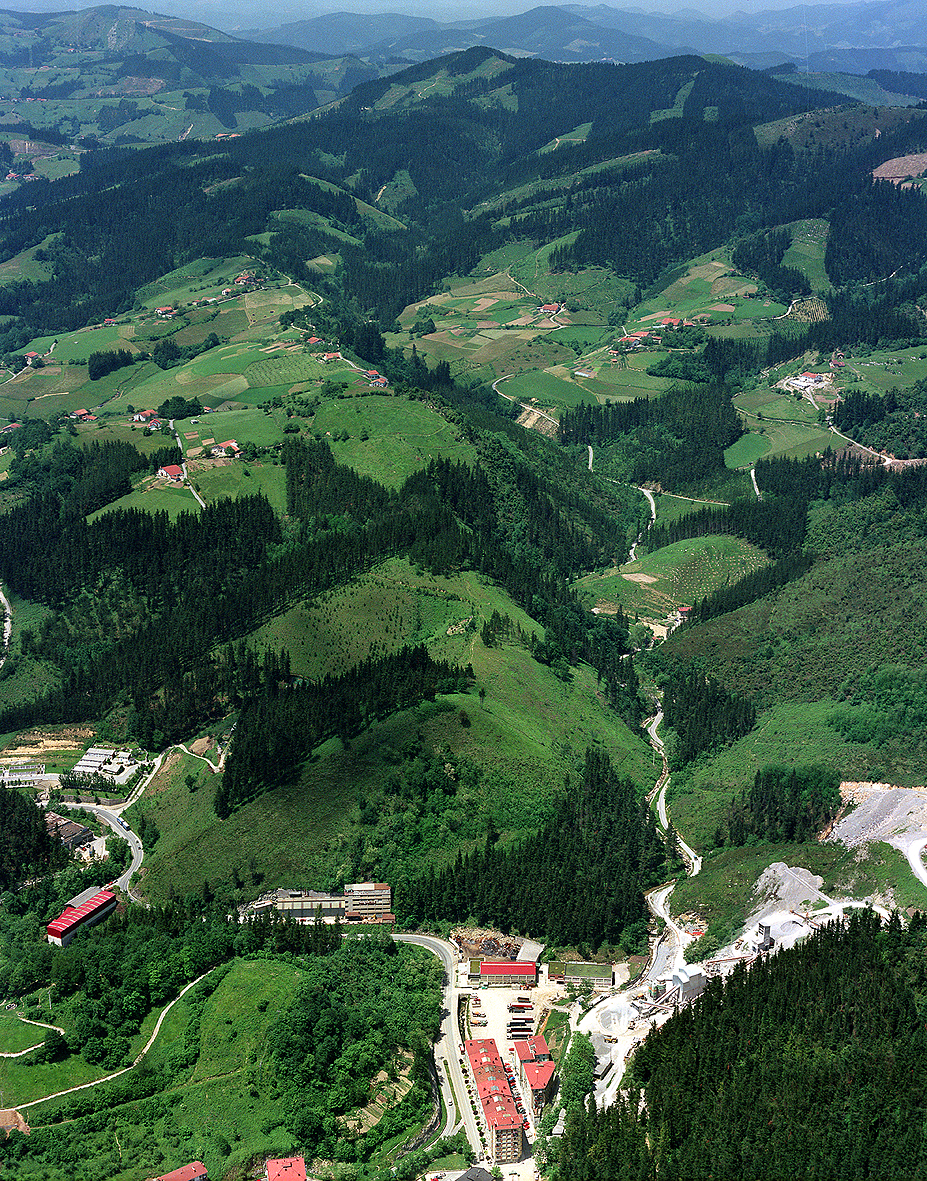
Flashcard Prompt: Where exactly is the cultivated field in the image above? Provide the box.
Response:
[577,535,769,620]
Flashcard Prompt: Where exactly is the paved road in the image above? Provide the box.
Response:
[394,933,482,1154]
[61,802,143,893]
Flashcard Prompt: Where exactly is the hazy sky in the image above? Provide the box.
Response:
[0,0,880,32]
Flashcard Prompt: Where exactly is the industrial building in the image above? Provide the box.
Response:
[247,882,392,925]
[343,881,392,920]
[465,1038,524,1163]
[468,960,538,987]
[149,1163,207,1181]
[46,889,117,947]
[44,811,93,850]
[513,1034,556,1115]
[548,960,615,989]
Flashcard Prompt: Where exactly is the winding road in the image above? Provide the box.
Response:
[393,933,482,1153]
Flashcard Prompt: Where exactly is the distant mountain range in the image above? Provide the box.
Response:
[244,1,927,74]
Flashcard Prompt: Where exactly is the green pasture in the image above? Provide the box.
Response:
[654,491,733,525]
[312,394,478,487]
[631,247,786,327]
[72,420,176,455]
[191,959,306,1083]
[669,696,927,854]
[578,353,675,401]
[725,431,771,468]
[782,218,830,291]
[0,236,55,286]
[731,389,835,462]
[755,104,927,151]
[577,535,768,619]
[538,122,592,152]
[0,1010,46,1053]
[25,323,136,362]
[651,78,695,122]
[0,589,58,707]
[501,369,586,408]
[179,407,289,452]
[27,965,297,1180]
[88,477,200,522]
[0,1028,115,1106]
[137,256,255,309]
[182,343,266,378]
[138,559,651,903]
[252,557,538,681]
[844,348,927,395]
[192,461,287,512]
[244,351,326,389]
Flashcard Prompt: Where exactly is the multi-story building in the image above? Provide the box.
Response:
[465,1038,524,1163]
[514,1034,556,1115]
[248,882,392,925]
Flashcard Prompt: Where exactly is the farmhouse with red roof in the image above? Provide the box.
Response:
[266,1158,306,1181]
[149,1164,208,1181]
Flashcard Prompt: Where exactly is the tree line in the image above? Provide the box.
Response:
[715,764,842,847]
[398,747,668,950]
[216,645,468,816]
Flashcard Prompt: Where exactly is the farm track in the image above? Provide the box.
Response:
[15,967,220,1114]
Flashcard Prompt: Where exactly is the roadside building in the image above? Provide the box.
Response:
[343,881,391,919]
[266,1157,306,1181]
[149,1163,207,1181]
[47,889,117,947]
[514,1034,556,1114]
[465,1038,524,1162]
[44,811,92,850]
[470,960,538,987]
[158,464,184,482]
[247,883,391,925]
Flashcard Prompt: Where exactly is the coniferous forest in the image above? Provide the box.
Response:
[399,747,668,949]
[551,911,927,1180]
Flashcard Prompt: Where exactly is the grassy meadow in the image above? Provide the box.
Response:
[135,559,652,904]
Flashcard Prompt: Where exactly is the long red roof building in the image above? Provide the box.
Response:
[47,889,117,948]
[465,1038,524,1162]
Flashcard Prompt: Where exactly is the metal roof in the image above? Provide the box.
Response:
[47,890,116,938]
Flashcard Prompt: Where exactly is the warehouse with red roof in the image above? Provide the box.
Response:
[46,889,117,948]
[469,959,537,986]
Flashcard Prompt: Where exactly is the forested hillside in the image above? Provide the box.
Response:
[551,910,927,1180]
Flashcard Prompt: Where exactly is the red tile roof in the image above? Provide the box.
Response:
[267,1159,306,1181]
[160,464,184,478]
[465,1039,522,1131]
[514,1034,549,1061]
[151,1163,207,1181]
[523,1060,556,1091]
